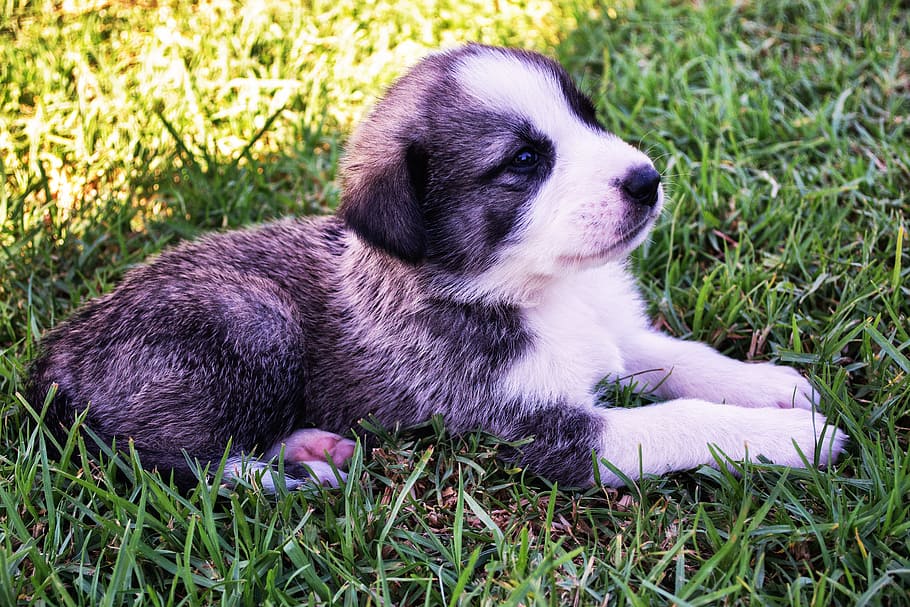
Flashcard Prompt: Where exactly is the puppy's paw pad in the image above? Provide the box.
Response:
[268,428,356,468]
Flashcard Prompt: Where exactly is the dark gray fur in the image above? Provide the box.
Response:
[28,45,609,488]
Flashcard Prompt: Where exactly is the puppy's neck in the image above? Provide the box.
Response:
[423,269,557,308]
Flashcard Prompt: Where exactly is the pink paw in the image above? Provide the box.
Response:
[266,428,356,468]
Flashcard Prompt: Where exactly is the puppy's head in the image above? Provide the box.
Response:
[339,44,663,302]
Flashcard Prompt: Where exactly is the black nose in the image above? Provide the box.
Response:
[621,165,661,207]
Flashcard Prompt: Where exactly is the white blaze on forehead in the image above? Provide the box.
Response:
[453,49,648,187]
[455,51,593,135]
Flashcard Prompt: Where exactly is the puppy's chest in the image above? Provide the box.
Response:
[503,294,625,405]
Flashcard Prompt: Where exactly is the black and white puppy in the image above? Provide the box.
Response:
[28,45,846,490]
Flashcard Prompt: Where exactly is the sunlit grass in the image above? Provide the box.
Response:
[1,0,571,340]
[2,0,565,226]
[1,0,909,604]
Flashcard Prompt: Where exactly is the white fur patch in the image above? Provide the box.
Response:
[456,50,598,140]
[502,262,649,404]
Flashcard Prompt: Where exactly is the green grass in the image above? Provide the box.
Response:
[1,0,908,604]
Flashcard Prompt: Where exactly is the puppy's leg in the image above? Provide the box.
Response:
[226,429,356,490]
[506,400,846,487]
[504,404,614,487]
[595,399,846,486]
[618,330,819,409]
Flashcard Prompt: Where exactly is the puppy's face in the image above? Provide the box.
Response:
[340,45,663,302]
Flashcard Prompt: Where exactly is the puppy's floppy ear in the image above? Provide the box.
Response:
[339,141,427,263]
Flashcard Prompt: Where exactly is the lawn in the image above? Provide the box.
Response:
[1,0,908,604]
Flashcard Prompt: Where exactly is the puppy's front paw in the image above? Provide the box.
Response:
[741,408,847,468]
[722,363,820,410]
[756,363,818,409]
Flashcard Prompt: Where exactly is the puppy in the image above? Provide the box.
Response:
[27,44,846,490]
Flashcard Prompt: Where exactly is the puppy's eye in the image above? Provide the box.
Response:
[510,148,540,172]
